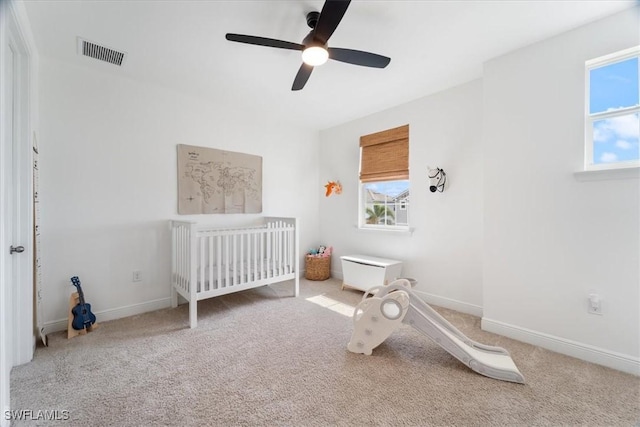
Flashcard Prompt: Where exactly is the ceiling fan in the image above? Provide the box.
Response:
[225,0,390,91]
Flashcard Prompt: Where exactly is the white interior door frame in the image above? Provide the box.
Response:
[0,0,35,423]
[0,2,13,420]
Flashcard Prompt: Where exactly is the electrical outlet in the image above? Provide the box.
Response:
[132,270,142,282]
[587,293,602,315]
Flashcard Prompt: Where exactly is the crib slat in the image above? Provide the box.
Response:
[179,226,185,291]
[217,235,222,290]
[240,233,245,285]
[274,226,278,278]
[285,227,290,274]
[175,226,180,288]
[288,226,292,274]
[208,235,214,292]
[199,236,205,293]
[172,226,177,287]
[274,223,279,276]
[260,232,265,280]
[232,234,237,287]
[268,223,272,278]
[171,227,175,282]
[253,233,258,281]
[225,235,230,287]
[273,223,277,276]
[292,225,295,273]
[182,226,187,292]
[189,222,198,328]
[183,226,188,291]
[246,233,251,282]
[177,226,181,289]
[278,224,283,276]
[273,225,277,277]
[180,226,185,290]
[266,225,270,279]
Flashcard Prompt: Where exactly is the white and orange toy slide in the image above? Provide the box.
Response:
[347,279,525,384]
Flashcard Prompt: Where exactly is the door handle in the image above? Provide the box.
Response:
[10,245,25,254]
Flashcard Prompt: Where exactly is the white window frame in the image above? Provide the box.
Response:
[358,180,410,232]
[584,46,640,171]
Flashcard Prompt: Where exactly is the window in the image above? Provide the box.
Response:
[585,46,639,170]
[359,125,409,230]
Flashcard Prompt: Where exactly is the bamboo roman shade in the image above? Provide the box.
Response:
[359,124,409,183]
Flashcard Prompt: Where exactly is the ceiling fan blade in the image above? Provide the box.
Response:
[328,47,391,68]
[225,33,304,51]
[292,63,314,91]
[314,0,351,45]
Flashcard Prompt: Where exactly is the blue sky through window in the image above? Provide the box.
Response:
[590,57,638,114]
[590,56,639,164]
[364,180,409,197]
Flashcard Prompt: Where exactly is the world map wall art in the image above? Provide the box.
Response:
[177,144,262,214]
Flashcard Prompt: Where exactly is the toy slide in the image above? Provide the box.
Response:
[347,280,525,384]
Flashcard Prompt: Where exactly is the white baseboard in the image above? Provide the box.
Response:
[482,317,640,376]
[413,290,483,317]
[324,272,482,317]
[43,297,172,335]
[330,270,343,281]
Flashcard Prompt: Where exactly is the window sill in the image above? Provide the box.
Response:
[356,225,414,235]
[574,166,639,182]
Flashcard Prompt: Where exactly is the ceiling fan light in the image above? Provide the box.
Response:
[302,46,328,66]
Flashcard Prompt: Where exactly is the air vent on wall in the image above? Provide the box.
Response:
[77,37,127,66]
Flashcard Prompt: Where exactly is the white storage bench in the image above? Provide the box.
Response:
[340,255,403,292]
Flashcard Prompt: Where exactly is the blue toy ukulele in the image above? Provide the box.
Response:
[70,276,97,330]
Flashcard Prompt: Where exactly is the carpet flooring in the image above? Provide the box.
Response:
[10,278,640,426]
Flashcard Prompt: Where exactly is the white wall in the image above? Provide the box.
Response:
[482,7,640,374]
[319,80,484,315]
[38,58,320,331]
[33,4,639,377]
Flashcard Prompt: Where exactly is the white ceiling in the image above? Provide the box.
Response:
[22,0,636,131]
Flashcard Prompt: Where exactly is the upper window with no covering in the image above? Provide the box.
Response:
[585,47,639,170]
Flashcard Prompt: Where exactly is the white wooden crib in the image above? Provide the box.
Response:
[170,217,299,328]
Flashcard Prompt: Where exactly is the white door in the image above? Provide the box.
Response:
[0,19,17,422]
[1,2,33,422]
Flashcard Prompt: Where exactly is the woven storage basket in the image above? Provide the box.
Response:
[305,255,331,281]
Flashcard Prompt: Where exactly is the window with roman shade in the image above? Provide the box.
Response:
[359,124,410,229]
[359,124,409,182]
